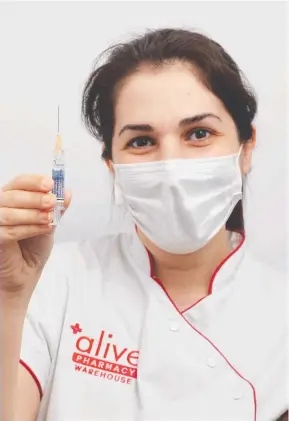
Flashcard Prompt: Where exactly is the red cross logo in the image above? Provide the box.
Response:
[71,323,82,335]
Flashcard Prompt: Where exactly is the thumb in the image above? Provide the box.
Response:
[61,189,72,216]
[64,189,72,210]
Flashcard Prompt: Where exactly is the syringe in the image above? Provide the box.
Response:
[51,106,65,225]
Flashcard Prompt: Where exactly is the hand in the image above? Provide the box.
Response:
[0,174,71,299]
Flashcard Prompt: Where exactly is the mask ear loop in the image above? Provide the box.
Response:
[114,181,125,205]
[237,144,243,161]
[239,142,254,233]
[107,161,123,225]
[113,176,135,233]
[238,143,253,174]
[107,168,132,234]
[108,162,125,206]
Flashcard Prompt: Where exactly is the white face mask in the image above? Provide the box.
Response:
[113,149,243,254]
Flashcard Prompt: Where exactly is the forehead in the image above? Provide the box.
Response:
[114,63,227,127]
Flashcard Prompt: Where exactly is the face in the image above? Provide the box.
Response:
[110,62,255,173]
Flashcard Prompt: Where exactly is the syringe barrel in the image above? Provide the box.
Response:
[52,165,65,201]
[52,155,65,226]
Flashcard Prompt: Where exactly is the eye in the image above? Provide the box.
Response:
[127,136,155,149]
[187,128,212,142]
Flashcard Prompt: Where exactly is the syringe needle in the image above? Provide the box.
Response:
[57,105,60,134]
[55,106,62,154]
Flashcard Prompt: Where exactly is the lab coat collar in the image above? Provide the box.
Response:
[126,229,246,295]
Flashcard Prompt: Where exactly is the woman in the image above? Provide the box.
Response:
[0,28,286,421]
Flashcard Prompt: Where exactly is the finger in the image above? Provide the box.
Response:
[0,208,52,226]
[0,224,54,244]
[51,190,72,219]
[63,189,72,211]
[0,190,57,210]
[2,174,54,193]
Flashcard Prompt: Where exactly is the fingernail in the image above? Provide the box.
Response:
[42,195,52,206]
[43,194,57,206]
[40,212,52,223]
[42,178,53,190]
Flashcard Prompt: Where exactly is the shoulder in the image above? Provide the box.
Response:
[241,250,285,292]
[36,233,126,295]
[236,249,286,326]
[26,233,128,339]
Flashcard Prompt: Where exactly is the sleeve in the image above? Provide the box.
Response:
[19,241,77,397]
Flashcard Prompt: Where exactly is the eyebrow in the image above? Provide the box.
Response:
[118,113,221,136]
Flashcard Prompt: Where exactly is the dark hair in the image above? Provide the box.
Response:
[82,28,257,233]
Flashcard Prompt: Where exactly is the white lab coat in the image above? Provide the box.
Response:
[20,231,287,421]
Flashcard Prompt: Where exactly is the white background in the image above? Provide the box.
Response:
[0,1,287,270]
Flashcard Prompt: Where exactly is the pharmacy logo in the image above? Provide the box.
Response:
[70,323,139,385]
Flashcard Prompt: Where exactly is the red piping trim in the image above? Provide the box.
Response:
[146,231,256,421]
[148,231,245,314]
[183,307,256,420]
[20,359,43,400]
[207,232,245,294]
[180,295,207,313]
